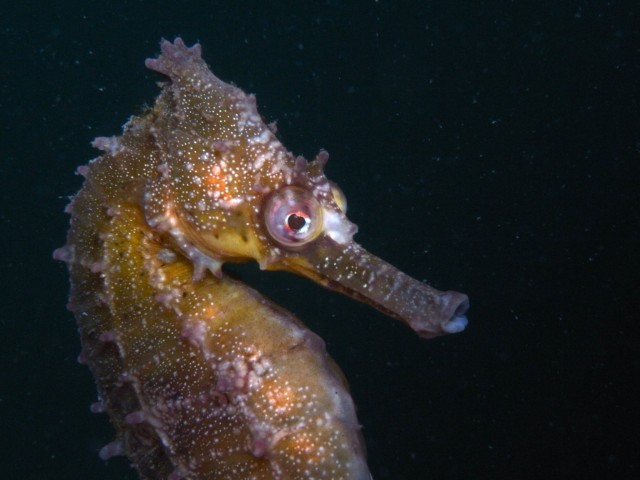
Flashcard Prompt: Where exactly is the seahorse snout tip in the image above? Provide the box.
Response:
[412,290,469,339]
[440,291,470,334]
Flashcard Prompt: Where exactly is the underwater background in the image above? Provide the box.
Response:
[1,1,638,479]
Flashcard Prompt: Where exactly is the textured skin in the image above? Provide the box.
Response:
[55,38,468,479]
[75,204,367,478]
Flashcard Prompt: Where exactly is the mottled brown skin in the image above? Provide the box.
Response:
[55,38,469,479]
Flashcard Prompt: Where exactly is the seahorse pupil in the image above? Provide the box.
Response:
[287,213,307,231]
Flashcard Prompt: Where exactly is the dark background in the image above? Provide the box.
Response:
[2,1,638,479]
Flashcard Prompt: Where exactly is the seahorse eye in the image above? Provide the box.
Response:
[329,181,347,213]
[264,186,323,247]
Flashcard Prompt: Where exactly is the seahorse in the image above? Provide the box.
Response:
[54,38,469,480]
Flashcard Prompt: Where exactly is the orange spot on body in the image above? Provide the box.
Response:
[206,165,233,203]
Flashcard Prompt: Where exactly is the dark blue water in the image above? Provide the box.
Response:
[2,1,638,479]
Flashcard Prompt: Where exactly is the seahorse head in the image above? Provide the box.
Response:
[143,38,468,338]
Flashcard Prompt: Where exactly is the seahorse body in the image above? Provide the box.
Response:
[55,38,469,479]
